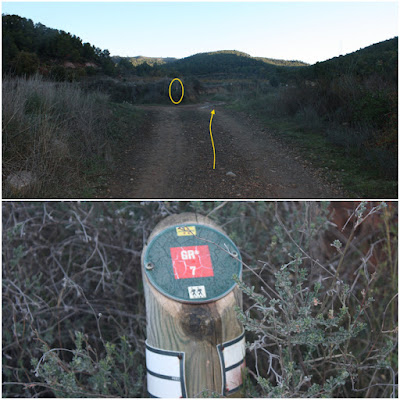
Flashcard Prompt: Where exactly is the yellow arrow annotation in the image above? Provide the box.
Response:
[209,110,216,169]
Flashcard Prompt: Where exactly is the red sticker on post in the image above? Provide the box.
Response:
[170,245,214,280]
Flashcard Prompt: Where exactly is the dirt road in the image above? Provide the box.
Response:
[103,103,342,198]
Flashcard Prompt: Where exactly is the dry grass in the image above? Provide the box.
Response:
[2,75,112,198]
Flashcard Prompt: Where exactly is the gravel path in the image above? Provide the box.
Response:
[102,103,342,199]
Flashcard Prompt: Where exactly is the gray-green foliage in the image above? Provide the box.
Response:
[234,269,362,397]
[234,202,397,398]
[31,332,143,397]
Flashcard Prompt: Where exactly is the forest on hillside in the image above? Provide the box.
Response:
[306,38,398,83]
[2,14,115,78]
[3,13,397,79]
[3,13,397,85]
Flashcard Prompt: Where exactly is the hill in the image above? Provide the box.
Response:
[2,14,309,81]
[307,37,398,83]
[3,13,396,84]
[160,50,307,77]
[112,38,397,81]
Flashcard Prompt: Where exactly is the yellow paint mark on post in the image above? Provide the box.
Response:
[169,78,184,104]
[209,110,216,169]
[176,226,196,236]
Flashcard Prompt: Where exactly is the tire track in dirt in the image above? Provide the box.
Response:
[103,103,341,199]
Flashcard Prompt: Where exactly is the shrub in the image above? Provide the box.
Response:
[234,202,398,398]
[2,75,112,197]
[15,51,39,76]
[352,90,393,128]
[31,333,143,397]
[2,202,152,397]
[234,73,397,186]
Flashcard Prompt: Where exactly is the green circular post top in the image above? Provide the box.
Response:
[143,223,242,303]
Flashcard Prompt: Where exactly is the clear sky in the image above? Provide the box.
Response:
[2,1,398,64]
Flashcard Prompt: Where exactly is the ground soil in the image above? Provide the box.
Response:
[101,102,343,199]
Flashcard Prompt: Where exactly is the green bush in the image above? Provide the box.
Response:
[15,51,39,76]
[352,90,393,128]
[234,202,397,398]
[31,333,143,397]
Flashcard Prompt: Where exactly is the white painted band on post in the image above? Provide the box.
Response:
[224,335,246,368]
[145,341,187,398]
[226,362,246,393]
[147,373,182,398]
[146,346,181,377]
[217,331,246,395]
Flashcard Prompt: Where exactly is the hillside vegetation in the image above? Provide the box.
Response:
[230,38,398,195]
[109,50,308,79]
[2,75,136,197]
[113,55,177,67]
[2,73,145,197]
[305,37,398,83]
[158,50,308,77]
[2,14,115,78]
[2,13,397,197]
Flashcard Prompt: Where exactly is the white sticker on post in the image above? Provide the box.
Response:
[188,285,207,299]
[217,331,246,396]
[146,341,187,398]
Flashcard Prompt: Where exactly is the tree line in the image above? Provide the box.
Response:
[2,14,115,76]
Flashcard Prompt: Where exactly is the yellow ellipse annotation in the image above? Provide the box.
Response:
[169,78,184,105]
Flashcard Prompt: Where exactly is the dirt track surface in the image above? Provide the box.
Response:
[103,103,342,199]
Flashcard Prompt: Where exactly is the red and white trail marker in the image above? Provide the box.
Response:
[170,245,214,280]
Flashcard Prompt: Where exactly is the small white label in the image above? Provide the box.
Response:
[188,285,206,299]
